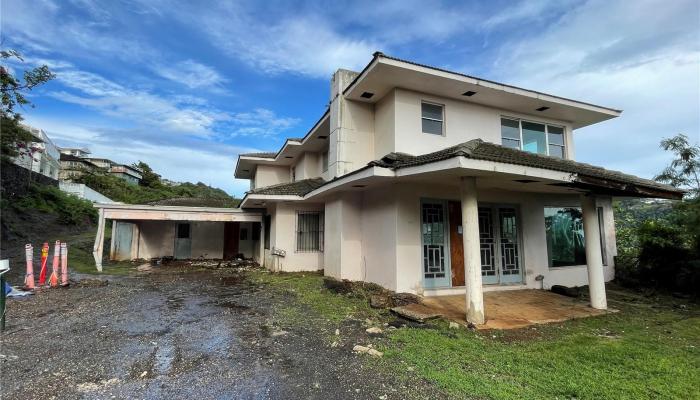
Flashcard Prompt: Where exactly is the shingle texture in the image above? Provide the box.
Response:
[248,178,325,196]
[146,197,239,208]
[368,139,681,195]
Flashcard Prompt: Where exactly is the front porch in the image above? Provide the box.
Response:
[422,289,613,329]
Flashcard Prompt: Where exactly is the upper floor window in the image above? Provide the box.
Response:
[421,102,444,135]
[501,117,565,158]
[321,149,328,172]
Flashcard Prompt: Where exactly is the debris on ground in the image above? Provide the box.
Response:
[449,322,461,329]
[366,327,382,334]
[551,285,583,298]
[391,304,442,323]
[136,264,152,272]
[6,287,33,298]
[76,278,109,287]
[353,344,382,356]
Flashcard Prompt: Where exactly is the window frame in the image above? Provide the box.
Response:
[264,214,271,250]
[321,149,329,173]
[501,116,567,158]
[597,207,608,266]
[295,210,324,253]
[544,206,587,268]
[421,101,445,136]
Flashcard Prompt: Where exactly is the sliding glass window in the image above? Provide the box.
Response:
[544,207,586,267]
[501,118,566,158]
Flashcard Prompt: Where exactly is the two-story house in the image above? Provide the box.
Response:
[93,53,682,325]
[233,53,682,324]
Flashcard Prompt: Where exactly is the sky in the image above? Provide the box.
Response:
[2,0,699,197]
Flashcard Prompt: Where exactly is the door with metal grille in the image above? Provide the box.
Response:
[421,200,450,288]
[478,206,522,285]
[497,207,522,283]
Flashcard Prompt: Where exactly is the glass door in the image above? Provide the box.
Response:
[479,206,523,285]
[421,200,451,288]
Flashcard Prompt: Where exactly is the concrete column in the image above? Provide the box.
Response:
[460,176,485,325]
[92,209,105,272]
[581,194,607,310]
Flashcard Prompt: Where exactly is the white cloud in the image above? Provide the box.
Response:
[230,108,300,138]
[153,60,228,91]
[189,4,377,78]
[25,116,253,196]
[485,0,700,180]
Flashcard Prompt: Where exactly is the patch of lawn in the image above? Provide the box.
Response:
[66,228,134,276]
[384,292,699,400]
[246,270,382,323]
[244,271,698,399]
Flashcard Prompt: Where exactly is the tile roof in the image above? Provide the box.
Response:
[145,197,240,208]
[368,139,682,197]
[239,152,276,159]
[248,178,326,196]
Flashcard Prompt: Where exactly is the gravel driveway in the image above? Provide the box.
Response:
[0,267,440,399]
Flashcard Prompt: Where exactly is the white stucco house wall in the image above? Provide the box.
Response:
[233,53,682,324]
[94,53,682,325]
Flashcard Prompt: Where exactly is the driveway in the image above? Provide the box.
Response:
[0,266,439,399]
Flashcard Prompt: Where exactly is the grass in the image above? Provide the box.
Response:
[252,272,699,400]
[65,228,135,276]
[246,270,383,323]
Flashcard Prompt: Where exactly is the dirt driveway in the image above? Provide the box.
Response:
[0,266,439,400]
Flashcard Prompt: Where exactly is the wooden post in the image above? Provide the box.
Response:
[93,208,105,272]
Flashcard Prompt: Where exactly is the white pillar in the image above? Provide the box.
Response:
[460,176,485,324]
[92,208,105,272]
[581,194,607,310]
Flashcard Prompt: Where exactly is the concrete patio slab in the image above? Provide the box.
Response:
[423,289,615,329]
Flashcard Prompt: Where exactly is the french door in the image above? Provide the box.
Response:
[421,200,451,288]
[424,201,523,288]
[478,206,523,284]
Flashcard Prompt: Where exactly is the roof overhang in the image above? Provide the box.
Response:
[234,111,330,179]
[94,203,262,222]
[344,54,621,129]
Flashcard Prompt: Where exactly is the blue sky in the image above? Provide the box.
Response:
[3,0,699,196]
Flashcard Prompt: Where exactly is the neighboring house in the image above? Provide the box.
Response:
[59,153,97,181]
[12,125,60,180]
[57,148,142,185]
[94,53,682,325]
[59,147,91,158]
[109,164,142,185]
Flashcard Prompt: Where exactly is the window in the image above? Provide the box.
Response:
[501,118,566,158]
[296,211,324,252]
[177,223,190,239]
[544,207,586,267]
[321,150,329,172]
[421,102,444,135]
[597,207,607,266]
[264,215,271,250]
[240,228,248,241]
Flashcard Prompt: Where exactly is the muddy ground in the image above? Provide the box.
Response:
[0,266,443,399]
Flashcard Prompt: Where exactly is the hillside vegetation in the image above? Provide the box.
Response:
[76,161,239,206]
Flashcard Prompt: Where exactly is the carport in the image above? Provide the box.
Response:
[92,203,263,271]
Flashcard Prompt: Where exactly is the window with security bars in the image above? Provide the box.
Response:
[296,211,324,252]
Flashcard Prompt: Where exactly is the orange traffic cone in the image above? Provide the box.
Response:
[60,242,69,287]
[24,244,35,290]
[49,240,60,288]
[38,242,49,286]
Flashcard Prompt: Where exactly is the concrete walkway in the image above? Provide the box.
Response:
[423,289,612,329]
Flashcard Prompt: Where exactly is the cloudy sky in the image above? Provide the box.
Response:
[3,0,699,196]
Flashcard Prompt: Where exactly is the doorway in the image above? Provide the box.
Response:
[174,222,191,259]
[426,201,523,287]
[223,222,240,260]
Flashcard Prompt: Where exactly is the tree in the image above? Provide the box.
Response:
[133,161,162,188]
[654,134,700,198]
[1,48,55,160]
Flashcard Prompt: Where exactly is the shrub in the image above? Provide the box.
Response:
[10,184,97,225]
